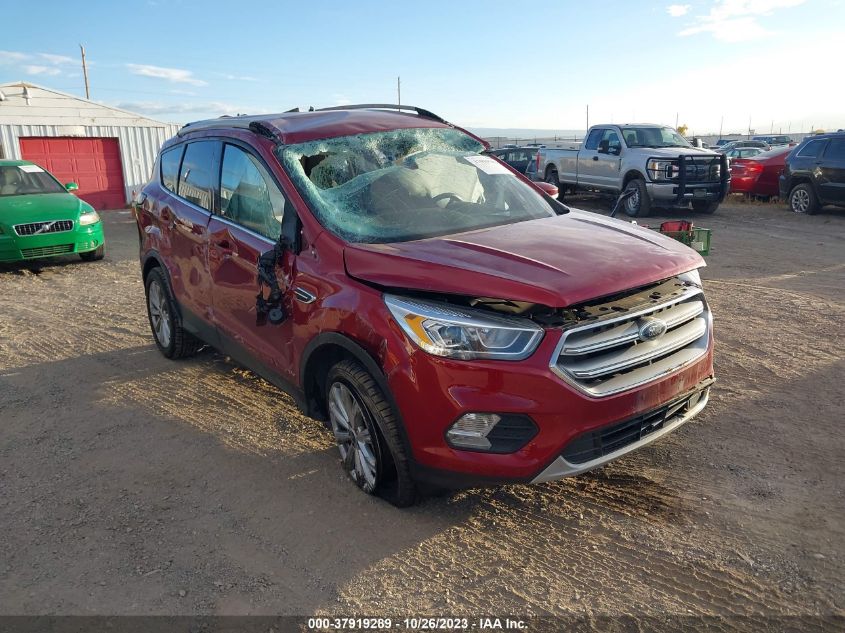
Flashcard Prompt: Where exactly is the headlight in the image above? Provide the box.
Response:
[78,210,100,226]
[679,269,702,287]
[647,159,679,181]
[384,295,544,360]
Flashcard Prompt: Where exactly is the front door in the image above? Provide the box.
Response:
[577,128,622,190]
[208,143,299,383]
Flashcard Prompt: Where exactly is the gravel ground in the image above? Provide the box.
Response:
[0,196,843,627]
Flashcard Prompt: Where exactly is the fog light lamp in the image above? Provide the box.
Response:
[446,413,501,450]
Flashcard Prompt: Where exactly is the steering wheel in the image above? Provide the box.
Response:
[431,192,464,207]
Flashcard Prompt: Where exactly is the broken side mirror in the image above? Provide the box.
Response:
[597,140,610,154]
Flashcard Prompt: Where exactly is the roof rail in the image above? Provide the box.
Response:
[314,103,448,124]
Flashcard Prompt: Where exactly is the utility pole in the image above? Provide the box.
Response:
[80,44,90,100]
[397,76,401,106]
[718,115,723,141]
[675,112,679,129]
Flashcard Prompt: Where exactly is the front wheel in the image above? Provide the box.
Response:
[789,184,818,215]
[692,200,720,214]
[326,359,417,507]
[623,178,651,217]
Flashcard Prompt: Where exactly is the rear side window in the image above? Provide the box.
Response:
[220,144,286,240]
[178,141,218,211]
[160,146,183,194]
[797,139,826,159]
[824,138,845,161]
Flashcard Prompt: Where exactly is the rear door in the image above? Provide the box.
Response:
[207,142,299,382]
[818,138,845,204]
[156,140,219,329]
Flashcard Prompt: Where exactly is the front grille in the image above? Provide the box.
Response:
[562,388,708,464]
[14,220,74,236]
[21,244,74,258]
[682,157,721,182]
[551,284,710,397]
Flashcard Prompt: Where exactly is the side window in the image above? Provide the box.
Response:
[824,138,845,161]
[602,129,621,152]
[178,141,218,211]
[797,139,826,159]
[584,129,603,151]
[160,146,183,194]
[220,144,286,240]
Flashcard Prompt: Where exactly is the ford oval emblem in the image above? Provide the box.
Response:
[638,317,668,341]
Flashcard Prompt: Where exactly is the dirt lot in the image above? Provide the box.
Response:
[1,196,843,626]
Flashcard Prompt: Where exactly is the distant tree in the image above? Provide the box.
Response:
[677,124,689,136]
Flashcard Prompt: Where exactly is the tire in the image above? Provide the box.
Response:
[545,167,560,189]
[325,359,417,507]
[79,245,105,261]
[144,267,203,359]
[789,183,818,215]
[623,178,651,217]
[692,200,720,214]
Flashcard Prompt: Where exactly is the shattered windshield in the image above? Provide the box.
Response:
[621,126,691,149]
[277,128,558,243]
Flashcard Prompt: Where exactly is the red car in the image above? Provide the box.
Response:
[134,105,714,506]
[729,146,791,199]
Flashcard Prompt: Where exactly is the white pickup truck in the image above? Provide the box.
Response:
[533,124,730,216]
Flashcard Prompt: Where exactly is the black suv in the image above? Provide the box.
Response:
[487,147,539,174]
[780,132,845,214]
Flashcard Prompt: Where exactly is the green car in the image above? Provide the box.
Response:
[0,160,105,263]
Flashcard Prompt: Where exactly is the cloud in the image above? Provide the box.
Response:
[667,4,691,17]
[0,50,77,77]
[126,64,207,86]
[38,53,75,66]
[114,100,247,116]
[677,0,807,41]
[0,50,29,63]
[216,73,258,82]
[23,65,62,76]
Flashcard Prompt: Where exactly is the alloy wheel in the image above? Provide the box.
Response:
[148,280,172,348]
[328,382,379,492]
[791,189,810,213]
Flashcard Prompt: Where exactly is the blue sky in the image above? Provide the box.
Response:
[2,0,843,134]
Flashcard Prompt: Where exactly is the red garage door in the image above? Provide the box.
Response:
[20,137,126,209]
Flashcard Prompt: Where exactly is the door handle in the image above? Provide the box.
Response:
[592,156,599,161]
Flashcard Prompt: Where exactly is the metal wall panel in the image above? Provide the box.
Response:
[0,123,180,205]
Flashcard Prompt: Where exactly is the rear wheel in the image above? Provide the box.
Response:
[692,200,720,214]
[145,267,203,359]
[326,359,417,507]
[789,184,818,215]
[79,245,105,261]
[544,167,560,189]
[623,178,651,217]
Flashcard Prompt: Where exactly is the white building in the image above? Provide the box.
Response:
[0,81,180,209]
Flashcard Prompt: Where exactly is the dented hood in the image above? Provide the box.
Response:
[343,210,705,308]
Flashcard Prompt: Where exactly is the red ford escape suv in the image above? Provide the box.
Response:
[134,105,714,507]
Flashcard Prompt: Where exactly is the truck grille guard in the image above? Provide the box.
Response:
[675,153,730,202]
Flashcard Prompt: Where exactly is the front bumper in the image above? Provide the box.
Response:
[0,222,104,262]
[647,181,728,205]
[384,317,715,487]
[532,382,711,482]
